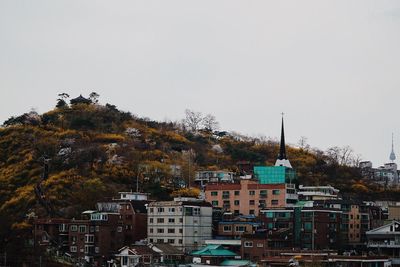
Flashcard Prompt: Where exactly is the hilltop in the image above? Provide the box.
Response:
[0,93,394,255]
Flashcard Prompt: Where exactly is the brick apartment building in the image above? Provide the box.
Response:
[313,200,372,246]
[34,192,151,266]
[258,206,342,250]
[204,179,297,216]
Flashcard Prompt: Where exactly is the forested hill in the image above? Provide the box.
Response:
[0,93,394,251]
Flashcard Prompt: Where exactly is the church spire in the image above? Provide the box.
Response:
[275,113,292,168]
[390,133,396,162]
[278,114,287,160]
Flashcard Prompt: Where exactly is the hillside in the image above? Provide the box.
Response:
[0,94,394,257]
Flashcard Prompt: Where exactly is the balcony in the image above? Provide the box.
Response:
[368,241,400,248]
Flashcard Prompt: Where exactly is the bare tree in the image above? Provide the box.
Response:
[326,145,356,166]
[202,113,220,132]
[89,92,100,104]
[183,109,203,132]
[298,136,310,151]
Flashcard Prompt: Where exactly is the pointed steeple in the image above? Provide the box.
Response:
[275,113,292,168]
[390,133,396,162]
[278,115,287,160]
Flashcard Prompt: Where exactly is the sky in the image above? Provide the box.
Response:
[0,1,399,167]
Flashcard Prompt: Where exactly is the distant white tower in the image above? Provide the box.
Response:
[390,133,396,162]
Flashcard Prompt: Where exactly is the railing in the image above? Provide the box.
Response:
[368,241,400,248]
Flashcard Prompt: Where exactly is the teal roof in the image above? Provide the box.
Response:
[191,245,237,257]
[221,259,255,266]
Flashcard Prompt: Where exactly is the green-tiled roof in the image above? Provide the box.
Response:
[191,245,237,257]
[221,259,255,266]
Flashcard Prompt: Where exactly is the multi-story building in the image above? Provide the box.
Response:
[298,185,340,201]
[33,218,70,253]
[195,170,235,187]
[367,221,400,265]
[360,135,399,188]
[147,197,212,252]
[217,215,262,239]
[313,200,372,246]
[259,206,342,250]
[205,179,297,216]
[34,192,150,266]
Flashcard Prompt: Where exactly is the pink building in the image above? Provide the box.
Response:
[204,179,297,216]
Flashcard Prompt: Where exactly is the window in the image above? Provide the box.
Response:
[266,212,274,218]
[157,228,164,233]
[272,190,280,195]
[257,243,264,248]
[234,200,240,206]
[350,215,354,219]
[211,201,219,206]
[95,247,99,253]
[304,222,312,230]
[193,207,200,216]
[149,238,154,243]
[157,218,164,223]
[234,191,240,196]
[117,226,123,232]
[169,208,175,212]
[271,200,279,205]
[211,191,218,196]
[168,228,175,233]
[179,218,183,223]
[244,241,253,247]
[179,229,183,233]
[126,204,130,210]
[70,225,78,232]
[350,224,353,229]
[222,191,230,198]
[149,218,154,223]
[168,239,175,244]
[149,228,153,233]
[249,210,255,215]
[356,215,360,219]
[157,239,164,243]
[89,226,95,233]
[235,226,246,232]
[85,235,94,243]
[234,210,240,215]
[249,191,255,196]
[249,200,255,205]
[168,218,175,223]
[223,226,232,232]
[79,225,86,233]
[184,207,193,216]
[59,224,68,232]
[95,226,99,232]
[70,246,77,252]
[178,239,183,244]
[260,190,267,197]
[158,208,164,212]
[150,208,154,213]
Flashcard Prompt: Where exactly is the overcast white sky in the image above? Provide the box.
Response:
[1,1,399,167]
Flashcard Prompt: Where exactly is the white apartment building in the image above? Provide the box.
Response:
[147,197,212,252]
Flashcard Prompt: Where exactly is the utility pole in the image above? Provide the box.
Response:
[188,149,191,188]
[312,211,315,251]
